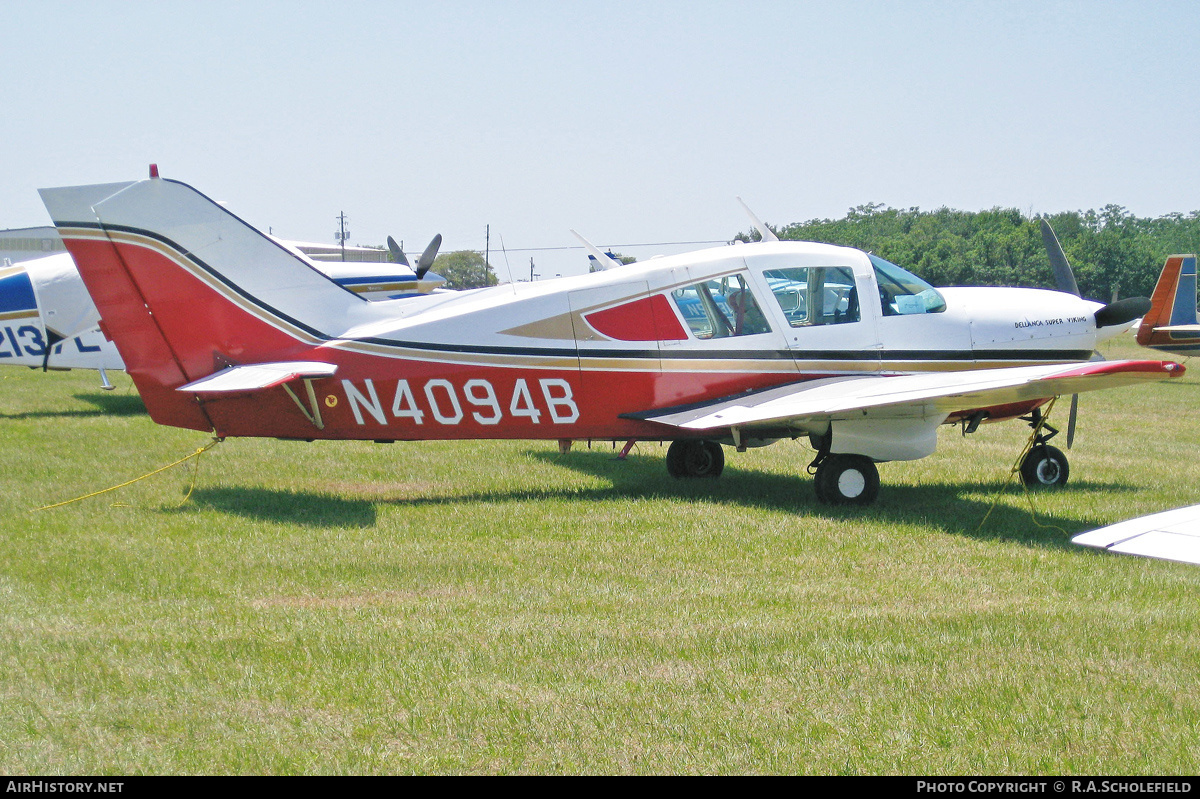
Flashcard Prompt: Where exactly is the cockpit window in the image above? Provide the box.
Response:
[869,254,946,315]
[763,266,860,327]
[670,273,771,338]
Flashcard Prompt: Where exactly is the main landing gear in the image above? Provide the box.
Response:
[665,440,725,479]
[1017,407,1070,488]
[811,453,880,505]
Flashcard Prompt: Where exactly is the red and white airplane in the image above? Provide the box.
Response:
[37,172,1185,505]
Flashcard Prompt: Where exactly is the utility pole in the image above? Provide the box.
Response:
[335,212,350,262]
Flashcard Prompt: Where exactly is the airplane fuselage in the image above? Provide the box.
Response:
[58,231,1110,444]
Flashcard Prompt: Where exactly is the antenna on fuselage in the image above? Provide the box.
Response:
[737,197,779,243]
[570,229,621,270]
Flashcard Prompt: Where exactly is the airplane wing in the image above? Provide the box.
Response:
[177,361,338,394]
[628,360,1183,430]
[1073,505,1200,566]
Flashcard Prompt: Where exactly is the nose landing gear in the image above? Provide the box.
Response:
[1017,406,1070,488]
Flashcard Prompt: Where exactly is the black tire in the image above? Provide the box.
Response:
[1019,445,1069,488]
[814,454,880,505]
[666,440,725,478]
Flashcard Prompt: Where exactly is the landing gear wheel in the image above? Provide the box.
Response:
[814,454,880,506]
[666,440,725,478]
[1019,445,1069,488]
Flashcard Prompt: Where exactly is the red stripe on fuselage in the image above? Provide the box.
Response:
[203,348,800,441]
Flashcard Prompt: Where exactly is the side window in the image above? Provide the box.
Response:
[670,274,771,339]
[869,254,947,316]
[763,266,860,327]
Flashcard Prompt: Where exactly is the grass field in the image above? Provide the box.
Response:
[2,336,1199,774]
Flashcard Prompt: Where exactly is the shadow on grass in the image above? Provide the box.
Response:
[0,391,146,420]
[74,391,146,416]
[515,449,1144,551]
[181,447,1142,552]
[179,486,377,528]
[182,443,1137,551]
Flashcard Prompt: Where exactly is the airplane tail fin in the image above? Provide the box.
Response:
[39,175,373,431]
[1136,254,1200,354]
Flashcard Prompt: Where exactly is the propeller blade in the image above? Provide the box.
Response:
[1067,393,1078,449]
[415,234,442,280]
[1039,220,1080,297]
[1095,296,1152,328]
[386,236,409,267]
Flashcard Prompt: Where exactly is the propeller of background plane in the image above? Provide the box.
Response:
[387,233,442,280]
[1038,219,1151,448]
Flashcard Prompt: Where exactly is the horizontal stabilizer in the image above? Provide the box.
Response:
[178,361,337,394]
[1073,505,1200,566]
[629,360,1183,431]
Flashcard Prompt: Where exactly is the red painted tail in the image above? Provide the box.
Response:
[39,177,374,431]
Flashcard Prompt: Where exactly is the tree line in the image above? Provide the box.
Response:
[754,204,1200,302]
[425,203,1200,297]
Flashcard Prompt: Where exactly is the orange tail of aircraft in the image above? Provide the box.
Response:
[1137,254,1200,355]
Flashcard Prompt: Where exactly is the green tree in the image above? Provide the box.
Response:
[432,250,499,289]
[763,201,1200,298]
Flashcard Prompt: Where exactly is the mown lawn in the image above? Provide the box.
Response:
[1,337,1198,774]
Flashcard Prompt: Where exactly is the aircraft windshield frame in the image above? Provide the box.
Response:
[869,254,947,316]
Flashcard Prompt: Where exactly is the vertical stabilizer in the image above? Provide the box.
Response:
[1137,255,1200,355]
[39,177,377,430]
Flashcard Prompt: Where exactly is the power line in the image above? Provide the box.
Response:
[493,239,729,253]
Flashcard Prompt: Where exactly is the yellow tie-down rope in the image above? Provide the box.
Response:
[34,436,223,512]
[977,397,1068,536]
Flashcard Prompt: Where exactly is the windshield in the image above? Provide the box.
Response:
[869,254,946,315]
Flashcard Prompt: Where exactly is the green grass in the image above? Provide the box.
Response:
[2,337,1199,774]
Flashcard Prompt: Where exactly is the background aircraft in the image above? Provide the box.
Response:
[0,252,122,383]
[1135,254,1200,356]
[39,174,1184,505]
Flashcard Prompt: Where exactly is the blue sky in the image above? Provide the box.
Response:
[3,0,1198,278]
